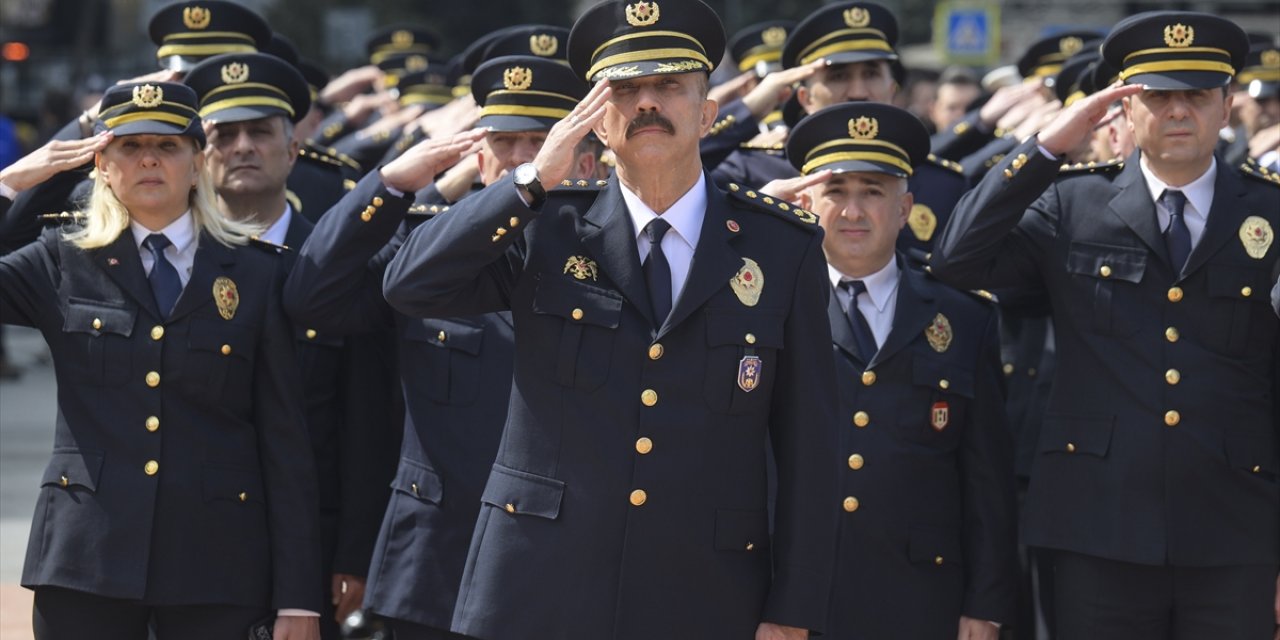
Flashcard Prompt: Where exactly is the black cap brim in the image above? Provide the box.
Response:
[478,114,558,132]
[822,50,898,67]
[1249,80,1279,99]
[98,120,206,147]
[201,104,293,124]
[827,160,910,178]
[1127,70,1233,91]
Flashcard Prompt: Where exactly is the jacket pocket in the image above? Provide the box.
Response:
[1065,242,1147,337]
[893,353,974,448]
[403,318,486,404]
[1224,432,1278,481]
[713,508,770,552]
[1037,413,1115,457]
[61,299,136,386]
[41,448,105,492]
[186,317,257,402]
[390,457,444,504]
[480,464,565,520]
[703,309,785,415]
[907,526,963,567]
[1205,265,1273,356]
[532,275,623,391]
[201,465,266,504]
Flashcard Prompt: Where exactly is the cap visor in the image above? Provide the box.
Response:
[478,114,556,132]
[202,105,294,124]
[591,59,709,83]
[823,160,909,178]
[1127,71,1232,91]
[1248,80,1279,100]
[823,50,898,66]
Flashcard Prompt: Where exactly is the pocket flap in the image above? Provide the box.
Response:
[533,277,623,329]
[1224,433,1278,476]
[390,458,444,503]
[1207,265,1273,301]
[1066,242,1146,283]
[202,465,265,503]
[714,508,771,552]
[295,326,342,347]
[911,354,975,398]
[480,464,565,520]
[41,448,105,491]
[907,526,963,565]
[1037,413,1115,456]
[403,319,485,355]
[63,299,135,337]
[189,318,256,358]
[705,311,785,348]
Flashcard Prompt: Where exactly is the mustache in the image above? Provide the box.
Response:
[625,112,675,138]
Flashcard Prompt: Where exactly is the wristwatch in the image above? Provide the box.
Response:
[513,162,546,208]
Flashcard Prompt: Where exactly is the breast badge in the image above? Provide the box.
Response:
[563,255,599,281]
[738,355,762,393]
[213,277,239,320]
[730,258,764,307]
[931,401,950,431]
[925,313,952,353]
[1239,216,1273,259]
[908,204,937,241]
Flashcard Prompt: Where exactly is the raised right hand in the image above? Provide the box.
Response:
[380,128,486,193]
[1037,83,1143,158]
[533,79,612,190]
[0,132,113,193]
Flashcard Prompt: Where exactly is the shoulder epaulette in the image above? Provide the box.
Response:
[321,146,362,172]
[1059,157,1124,175]
[343,179,357,191]
[285,190,303,215]
[738,142,786,154]
[926,153,963,174]
[557,178,609,191]
[248,236,291,253]
[407,203,451,217]
[983,153,1007,169]
[966,288,998,304]
[1240,159,1280,187]
[39,211,87,225]
[708,114,738,136]
[725,183,819,231]
[918,265,999,305]
[298,147,346,170]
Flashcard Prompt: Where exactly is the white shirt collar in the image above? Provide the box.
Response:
[828,257,900,313]
[259,204,293,246]
[621,173,706,252]
[131,210,195,252]
[1139,154,1216,219]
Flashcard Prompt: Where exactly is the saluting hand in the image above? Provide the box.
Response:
[380,128,486,194]
[740,60,825,120]
[533,79,612,190]
[1037,82,1143,158]
[0,131,113,194]
[761,169,832,211]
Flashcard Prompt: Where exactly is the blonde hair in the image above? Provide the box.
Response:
[65,141,264,249]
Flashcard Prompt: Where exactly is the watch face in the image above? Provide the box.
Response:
[515,163,537,185]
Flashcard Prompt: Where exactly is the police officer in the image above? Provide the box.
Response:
[2,82,320,639]
[380,1,840,638]
[931,12,1280,640]
[778,101,1017,639]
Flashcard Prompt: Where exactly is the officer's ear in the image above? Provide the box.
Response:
[896,179,912,230]
[1220,91,1233,130]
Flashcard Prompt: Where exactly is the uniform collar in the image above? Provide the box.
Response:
[131,209,195,253]
[1139,153,1216,218]
[621,172,706,251]
[259,203,294,246]
[828,257,900,313]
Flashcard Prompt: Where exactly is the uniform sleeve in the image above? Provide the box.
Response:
[930,138,1061,292]
[760,228,841,633]
[284,170,413,334]
[930,110,995,161]
[1,230,60,328]
[0,169,89,254]
[256,257,324,611]
[700,99,760,171]
[959,308,1019,624]
[382,179,528,319]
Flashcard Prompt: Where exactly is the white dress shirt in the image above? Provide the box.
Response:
[1139,154,1214,249]
[130,211,197,287]
[621,173,706,309]
[828,258,900,349]
[259,204,293,246]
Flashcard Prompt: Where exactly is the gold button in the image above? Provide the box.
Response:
[648,343,664,360]
[1165,327,1179,343]
[491,235,501,243]
[842,496,859,512]
[729,183,740,192]
[360,211,372,222]
[636,437,653,454]
[745,542,755,551]
[60,475,68,487]
[571,308,584,321]
[861,371,876,386]
[630,489,648,506]
[1002,363,1014,376]
[505,503,516,513]
[939,379,950,390]
[411,482,419,496]
[92,318,102,330]
[145,416,159,432]
[495,227,507,236]
[372,196,384,207]
[935,556,944,566]
[238,492,247,502]
[1066,443,1076,453]
[220,344,232,356]
[1168,287,1183,302]
[848,454,864,470]
[1253,465,1262,473]
[1164,410,1180,426]
[145,371,160,387]
[150,326,165,341]
[438,330,447,342]
[144,460,159,476]
[853,411,870,428]
[745,333,756,345]
[1241,286,1252,297]
[305,329,317,339]
[641,389,658,406]
[1099,265,1112,277]
[509,216,520,228]
[1165,369,1180,385]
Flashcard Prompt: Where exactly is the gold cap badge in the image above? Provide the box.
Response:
[844,7,871,28]
[1262,49,1280,67]
[220,62,249,84]
[132,84,164,109]
[503,66,533,91]
[213,277,240,320]
[530,34,559,57]
[1059,36,1083,56]
[1239,215,1273,259]
[392,30,414,46]
[908,204,937,242]
[762,27,787,48]
[183,6,211,30]
[625,2,660,27]
[848,116,879,139]
[925,313,953,353]
[1163,23,1194,48]
[405,55,429,72]
[563,255,599,281]
[730,258,764,307]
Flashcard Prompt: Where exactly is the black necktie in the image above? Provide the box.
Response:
[1163,189,1191,272]
[838,280,877,361]
[643,218,673,326]
[143,233,182,317]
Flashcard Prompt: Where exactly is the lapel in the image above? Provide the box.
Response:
[659,179,744,338]
[827,288,864,364]
[1107,151,1170,266]
[95,231,162,320]
[1181,160,1247,278]
[168,232,237,322]
[869,261,937,368]
[580,179,657,329]
[281,212,313,272]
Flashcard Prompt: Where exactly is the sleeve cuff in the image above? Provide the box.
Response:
[1035,144,1058,161]
[0,180,17,200]
[278,609,320,617]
